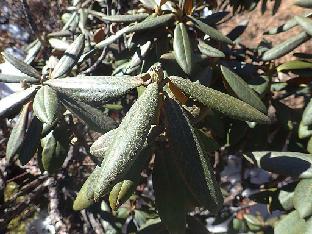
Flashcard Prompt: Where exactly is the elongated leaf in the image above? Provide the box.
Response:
[24,40,41,64]
[153,144,186,234]
[279,190,295,211]
[221,66,267,113]
[188,16,233,44]
[46,75,144,104]
[264,12,312,35]
[277,60,312,72]
[2,52,41,79]
[95,26,131,49]
[61,96,116,133]
[115,41,152,75]
[19,116,43,165]
[90,129,118,160]
[262,32,310,61]
[99,13,149,22]
[264,18,298,35]
[295,0,312,8]
[51,34,85,79]
[127,13,174,33]
[139,0,157,8]
[302,99,312,126]
[109,146,152,210]
[0,87,38,118]
[94,82,159,201]
[169,76,270,123]
[49,38,71,51]
[295,16,312,36]
[33,86,60,125]
[198,41,225,58]
[293,178,312,218]
[73,166,101,210]
[274,210,306,234]
[164,97,223,213]
[0,74,38,83]
[6,103,30,160]
[47,30,73,38]
[243,151,312,178]
[41,128,69,174]
[173,23,192,75]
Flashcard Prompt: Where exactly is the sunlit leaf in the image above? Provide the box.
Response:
[188,16,233,44]
[94,82,159,201]
[295,16,312,37]
[51,34,85,79]
[0,87,38,119]
[2,51,41,79]
[169,76,270,123]
[262,32,310,61]
[46,75,144,105]
[173,23,193,75]
[33,86,60,125]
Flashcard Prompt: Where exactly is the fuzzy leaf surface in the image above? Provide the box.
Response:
[169,76,270,123]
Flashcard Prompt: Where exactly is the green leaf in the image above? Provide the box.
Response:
[221,66,267,114]
[19,116,43,165]
[24,40,41,64]
[188,16,233,44]
[164,97,223,213]
[60,96,116,133]
[293,178,312,218]
[298,121,312,139]
[0,87,37,118]
[127,13,174,33]
[198,41,225,58]
[94,82,159,201]
[277,60,312,72]
[243,151,312,178]
[169,76,270,124]
[262,32,310,61]
[73,166,101,210]
[274,210,306,234]
[173,23,193,75]
[109,146,152,210]
[33,86,60,125]
[2,51,41,79]
[307,136,312,153]
[264,13,312,35]
[46,75,144,105]
[95,26,131,50]
[304,217,312,234]
[264,17,298,35]
[295,0,312,8]
[295,16,312,36]
[90,129,118,161]
[279,190,295,211]
[51,34,85,79]
[302,99,312,126]
[0,74,38,83]
[99,13,149,23]
[153,143,186,234]
[6,103,30,160]
[41,127,69,174]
